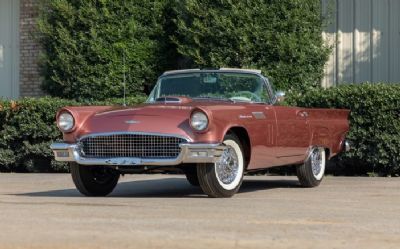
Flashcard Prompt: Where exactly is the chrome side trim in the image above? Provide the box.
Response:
[50,142,225,166]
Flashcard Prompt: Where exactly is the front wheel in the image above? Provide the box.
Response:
[197,134,245,198]
[70,163,120,196]
[296,147,326,187]
[181,165,200,186]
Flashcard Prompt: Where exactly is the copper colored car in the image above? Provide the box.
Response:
[51,69,350,198]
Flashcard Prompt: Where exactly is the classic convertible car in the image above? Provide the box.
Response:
[51,68,350,198]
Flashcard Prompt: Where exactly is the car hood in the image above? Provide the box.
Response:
[61,99,250,143]
[74,104,196,140]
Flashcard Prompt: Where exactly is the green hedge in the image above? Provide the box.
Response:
[37,0,330,99]
[172,0,330,92]
[0,96,146,173]
[288,83,400,176]
[37,0,168,100]
[1,85,400,175]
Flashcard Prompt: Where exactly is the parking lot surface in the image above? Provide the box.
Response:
[0,174,399,249]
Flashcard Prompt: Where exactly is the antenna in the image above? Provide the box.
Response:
[123,51,126,107]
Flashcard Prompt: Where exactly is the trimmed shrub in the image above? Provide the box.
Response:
[37,0,167,100]
[0,96,146,173]
[172,0,330,92]
[2,85,400,176]
[288,84,400,176]
[37,0,331,96]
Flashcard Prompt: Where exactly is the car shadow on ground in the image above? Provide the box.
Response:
[15,177,301,198]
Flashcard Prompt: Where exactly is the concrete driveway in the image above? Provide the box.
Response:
[0,174,399,249]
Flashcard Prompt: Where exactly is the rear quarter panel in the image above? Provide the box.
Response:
[306,108,350,158]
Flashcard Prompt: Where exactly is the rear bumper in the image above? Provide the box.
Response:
[50,142,225,166]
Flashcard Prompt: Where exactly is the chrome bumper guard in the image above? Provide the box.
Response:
[50,142,226,166]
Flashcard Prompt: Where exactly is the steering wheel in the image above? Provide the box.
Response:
[230,91,260,102]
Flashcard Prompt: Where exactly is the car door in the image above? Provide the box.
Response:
[241,77,279,170]
[272,106,311,166]
[243,103,278,169]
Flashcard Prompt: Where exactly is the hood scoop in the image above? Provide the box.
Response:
[155,96,192,104]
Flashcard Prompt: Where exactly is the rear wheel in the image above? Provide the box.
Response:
[70,163,120,196]
[197,134,245,198]
[296,147,326,187]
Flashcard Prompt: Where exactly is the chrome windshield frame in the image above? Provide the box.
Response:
[146,69,274,104]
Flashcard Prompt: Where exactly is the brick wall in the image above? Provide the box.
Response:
[19,0,43,97]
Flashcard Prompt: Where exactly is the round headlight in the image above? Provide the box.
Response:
[190,111,209,131]
[58,112,75,132]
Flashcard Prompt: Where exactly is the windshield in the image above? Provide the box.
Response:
[147,72,270,103]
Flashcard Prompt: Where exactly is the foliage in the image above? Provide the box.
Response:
[288,83,400,176]
[0,96,146,173]
[2,83,400,176]
[37,0,330,97]
[172,0,331,92]
[37,0,167,100]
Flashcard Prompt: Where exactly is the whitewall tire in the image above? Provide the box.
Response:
[197,134,245,198]
[296,147,326,187]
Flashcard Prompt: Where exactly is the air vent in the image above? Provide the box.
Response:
[155,97,182,103]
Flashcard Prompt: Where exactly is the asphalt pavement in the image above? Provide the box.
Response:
[0,174,399,249]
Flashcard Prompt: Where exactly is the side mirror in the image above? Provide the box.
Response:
[275,91,286,104]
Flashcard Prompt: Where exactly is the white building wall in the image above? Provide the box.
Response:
[322,0,400,87]
[0,0,19,98]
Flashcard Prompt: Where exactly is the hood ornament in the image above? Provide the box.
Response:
[125,120,140,124]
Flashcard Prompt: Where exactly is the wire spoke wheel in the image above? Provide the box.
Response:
[216,146,240,187]
[311,149,324,179]
[197,134,244,198]
[296,147,326,187]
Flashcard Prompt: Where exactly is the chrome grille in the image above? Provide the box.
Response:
[80,133,186,159]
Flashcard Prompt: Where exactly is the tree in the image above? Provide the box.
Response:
[173,0,330,91]
[37,0,167,100]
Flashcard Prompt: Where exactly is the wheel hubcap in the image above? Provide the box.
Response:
[311,149,323,177]
[216,146,239,185]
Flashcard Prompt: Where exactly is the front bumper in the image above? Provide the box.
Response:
[50,142,226,166]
